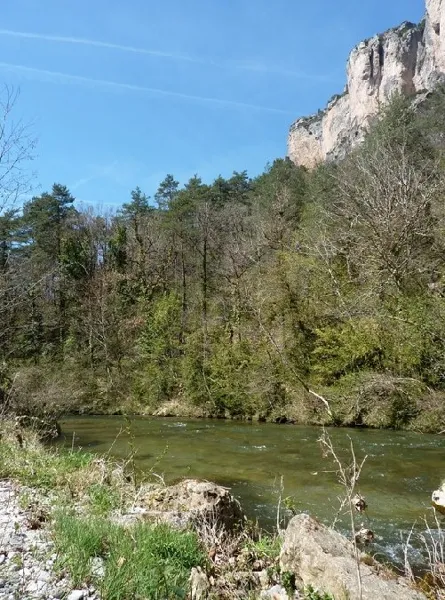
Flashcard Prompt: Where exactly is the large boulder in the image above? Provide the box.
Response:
[118,479,245,531]
[280,514,426,600]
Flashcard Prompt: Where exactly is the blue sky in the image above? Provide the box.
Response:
[0,0,424,208]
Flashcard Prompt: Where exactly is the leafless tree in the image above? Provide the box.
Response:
[0,86,36,214]
[328,134,443,294]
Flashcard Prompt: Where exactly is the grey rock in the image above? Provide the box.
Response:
[67,591,85,600]
[134,478,245,531]
[280,514,426,600]
[26,579,48,594]
[260,585,297,599]
[190,567,209,600]
[257,569,270,589]
[7,534,24,550]
[432,483,445,513]
[90,557,105,578]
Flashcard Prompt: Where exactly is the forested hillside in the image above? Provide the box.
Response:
[3,90,445,432]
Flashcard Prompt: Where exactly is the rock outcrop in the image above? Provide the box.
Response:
[280,514,426,600]
[288,0,445,168]
[432,482,445,513]
[115,479,245,531]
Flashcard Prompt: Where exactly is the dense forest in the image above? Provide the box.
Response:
[2,88,445,432]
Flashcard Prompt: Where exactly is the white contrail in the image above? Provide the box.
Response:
[0,28,332,81]
[0,29,204,64]
[0,62,293,114]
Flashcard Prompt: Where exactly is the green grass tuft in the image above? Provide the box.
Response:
[53,512,207,599]
[87,483,121,516]
[304,585,334,600]
[244,534,281,561]
[0,434,93,489]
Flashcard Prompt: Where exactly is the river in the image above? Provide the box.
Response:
[56,416,445,567]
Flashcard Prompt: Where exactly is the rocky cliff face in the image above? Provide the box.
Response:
[288,0,445,168]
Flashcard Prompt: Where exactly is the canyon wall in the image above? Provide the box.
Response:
[288,0,445,168]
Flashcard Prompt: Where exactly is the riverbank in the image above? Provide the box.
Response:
[55,414,445,562]
[68,372,445,434]
[0,421,286,599]
[0,480,99,600]
[9,362,445,434]
[1,419,442,599]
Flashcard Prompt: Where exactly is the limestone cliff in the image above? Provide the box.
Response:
[288,0,445,168]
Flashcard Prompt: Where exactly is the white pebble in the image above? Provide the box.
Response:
[67,591,85,600]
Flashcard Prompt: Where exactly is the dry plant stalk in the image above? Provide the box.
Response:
[403,510,445,598]
[318,428,368,600]
[193,507,248,564]
[275,474,284,533]
[419,511,445,596]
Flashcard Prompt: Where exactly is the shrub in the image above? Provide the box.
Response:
[312,318,383,385]
[326,372,422,429]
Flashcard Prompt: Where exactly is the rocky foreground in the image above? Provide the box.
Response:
[0,481,97,600]
[0,474,431,600]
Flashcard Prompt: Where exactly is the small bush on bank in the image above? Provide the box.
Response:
[0,422,133,506]
[0,423,93,488]
[408,390,445,433]
[322,372,424,429]
[53,513,207,600]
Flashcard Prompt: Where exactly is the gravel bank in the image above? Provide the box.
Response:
[0,480,97,600]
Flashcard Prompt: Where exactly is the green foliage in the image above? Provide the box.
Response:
[155,174,180,209]
[181,330,212,409]
[136,292,182,406]
[108,225,128,273]
[207,335,257,417]
[22,183,76,261]
[3,91,445,430]
[303,585,334,600]
[120,186,152,219]
[244,534,281,561]
[281,570,296,596]
[283,496,299,515]
[313,318,383,384]
[53,513,207,599]
[87,483,121,516]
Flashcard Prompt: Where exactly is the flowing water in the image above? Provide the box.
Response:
[56,416,445,567]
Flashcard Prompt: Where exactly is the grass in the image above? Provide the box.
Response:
[0,421,94,488]
[0,421,134,513]
[303,586,334,600]
[87,483,121,516]
[244,533,282,561]
[53,512,207,600]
